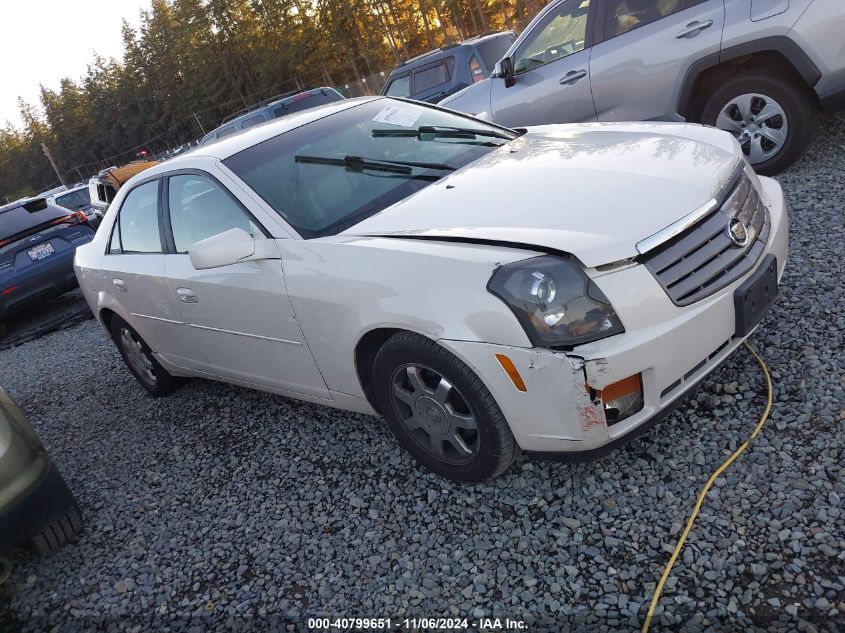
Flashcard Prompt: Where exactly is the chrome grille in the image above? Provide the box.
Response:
[640,172,770,306]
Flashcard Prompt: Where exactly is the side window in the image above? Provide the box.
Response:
[469,55,485,83]
[240,114,266,130]
[413,58,454,94]
[385,75,411,97]
[513,0,592,74]
[216,125,237,139]
[116,181,162,254]
[604,0,685,38]
[108,219,122,254]
[167,173,262,254]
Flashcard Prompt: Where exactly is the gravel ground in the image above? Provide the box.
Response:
[1,115,843,633]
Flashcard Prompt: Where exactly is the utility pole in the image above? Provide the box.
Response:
[193,112,206,136]
[40,142,67,187]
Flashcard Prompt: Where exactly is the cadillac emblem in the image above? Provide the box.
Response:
[727,219,749,247]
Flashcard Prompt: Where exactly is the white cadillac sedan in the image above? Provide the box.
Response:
[74,97,788,481]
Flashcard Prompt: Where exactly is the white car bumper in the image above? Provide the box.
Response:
[440,176,788,456]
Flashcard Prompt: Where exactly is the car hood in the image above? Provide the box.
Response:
[344,122,742,267]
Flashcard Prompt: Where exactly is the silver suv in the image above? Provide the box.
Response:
[439,0,844,174]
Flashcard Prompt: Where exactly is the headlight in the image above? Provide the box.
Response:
[487,255,624,348]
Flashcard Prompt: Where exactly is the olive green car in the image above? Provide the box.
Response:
[0,386,81,553]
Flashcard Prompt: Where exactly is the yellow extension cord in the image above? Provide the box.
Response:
[642,342,773,632]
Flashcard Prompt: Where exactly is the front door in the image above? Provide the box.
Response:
[161,171,330,399]
[491,0,598,126]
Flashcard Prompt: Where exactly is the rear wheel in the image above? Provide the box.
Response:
[373,332,517,481]
[110,317,180,396]
[701,71,818,175]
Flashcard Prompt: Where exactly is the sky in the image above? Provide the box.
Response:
[1,0,151,128]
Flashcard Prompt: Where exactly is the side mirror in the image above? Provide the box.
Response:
[494,57,515,88]
[189,228,257,270]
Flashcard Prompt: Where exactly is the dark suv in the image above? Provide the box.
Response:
[0,198,95,323]
[200,88,345,146]
[381,31,517,103]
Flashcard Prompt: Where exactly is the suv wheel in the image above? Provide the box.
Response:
[110,317,181,396]
[372,332,518,481]
[701,71,818,175]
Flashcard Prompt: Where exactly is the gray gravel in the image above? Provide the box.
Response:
[1,115,843,632]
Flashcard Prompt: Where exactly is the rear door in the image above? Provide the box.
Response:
[160,170,330,399]
[589,0,726,121]
[98,179,184,360]
[490,0,598,126]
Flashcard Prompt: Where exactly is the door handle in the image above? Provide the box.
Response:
[112,278,127,292]
[559,69,587,85]
[676,19,713,39]
[176,287,198,304]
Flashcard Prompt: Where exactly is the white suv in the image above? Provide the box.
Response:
[74,97,788,481]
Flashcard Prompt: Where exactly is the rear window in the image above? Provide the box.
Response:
[0,200,67,242]
[474,35,516,71]
[413,58,454,94]
[55,188,91,211]
[273,91,344,118]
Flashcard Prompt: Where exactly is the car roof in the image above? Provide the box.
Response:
[54,184,88,195]
[202,87,345,144]
[173,97,380,164]
[389,31,516,75]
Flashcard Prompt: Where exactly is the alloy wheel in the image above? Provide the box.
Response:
[715,92,789,164]
[389,364,480,464]
[119,327,157,385]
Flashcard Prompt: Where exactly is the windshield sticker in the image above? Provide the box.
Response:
[373,105,422,128]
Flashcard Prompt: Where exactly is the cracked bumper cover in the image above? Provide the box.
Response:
[439,176,788,456]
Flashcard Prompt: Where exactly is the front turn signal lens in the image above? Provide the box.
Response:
[495,354,527,392]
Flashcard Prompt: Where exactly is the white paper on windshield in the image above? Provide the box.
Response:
[372,105,422,128]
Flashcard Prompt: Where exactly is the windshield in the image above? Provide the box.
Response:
[224,99,516,238]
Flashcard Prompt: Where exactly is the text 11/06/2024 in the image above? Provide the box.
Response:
[307,616,528,630]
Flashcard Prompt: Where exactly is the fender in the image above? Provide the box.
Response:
[677,35,822,120]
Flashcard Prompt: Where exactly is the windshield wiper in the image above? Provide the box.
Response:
[372,125,516,142]
[294,154,456,175]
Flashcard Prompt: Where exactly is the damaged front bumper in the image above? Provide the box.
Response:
[439,176,789,458]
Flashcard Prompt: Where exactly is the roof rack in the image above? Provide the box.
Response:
[397,42,461,68]
[466,30,514,41]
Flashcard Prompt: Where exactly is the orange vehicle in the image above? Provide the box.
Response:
[87,160,159,218]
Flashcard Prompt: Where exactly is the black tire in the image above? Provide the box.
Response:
[372,332,518,482]
[700,70,818,175]
[109,316,181,396]
[32,503,83,555]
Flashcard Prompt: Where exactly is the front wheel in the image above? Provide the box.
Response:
[372,332,518,481]
[700,71,818,175]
